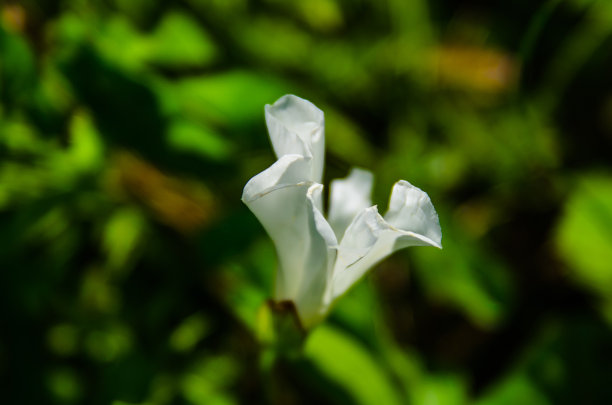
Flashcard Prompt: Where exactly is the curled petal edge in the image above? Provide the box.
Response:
[242,154,312,204]
[332,183,442,300]
[384,180,442,247]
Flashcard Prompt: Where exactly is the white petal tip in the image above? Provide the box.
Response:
[266,94,324,122]
[385,179,442,247]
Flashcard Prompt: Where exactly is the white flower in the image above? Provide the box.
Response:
[242,95,442,329]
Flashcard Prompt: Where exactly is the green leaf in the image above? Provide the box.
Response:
[305,325,403,405]
[147,12,217,68]
[167,119,233,161]
[95,16,150,71]
[175,71,287,129]
[103,207,147,275]
[169,313,211,353]
[412,221,514,328]
[434,106,558,183]
[234,18,313,68]
[0,24,37,108]
[66,111,105,172]
[556,174,612,302]
[476,374,550,405]
[180,356,239,405]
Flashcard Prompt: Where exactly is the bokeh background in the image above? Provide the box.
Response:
[2,0,612,404]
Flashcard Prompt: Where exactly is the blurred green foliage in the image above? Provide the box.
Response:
[2,0,612,404]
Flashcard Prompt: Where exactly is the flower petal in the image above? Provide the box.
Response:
[384,180,442,247]
[265,94,325,183]
[242,154,311,203]
[332,181,442,299]
[242,157,337,328]
[295,184,338,328]
[328,168,374,240]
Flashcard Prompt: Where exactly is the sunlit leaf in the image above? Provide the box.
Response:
[556,174,612,305]
[175,71,287,129]
[147,12,217,68]
[169,313,211,352]
[67,111,105,172]
[181,356,239,405]
[167,119,233,161]
[103,207,147,274]
[305,325,403,405]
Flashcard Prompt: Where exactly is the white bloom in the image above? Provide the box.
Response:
[242,95,442,329]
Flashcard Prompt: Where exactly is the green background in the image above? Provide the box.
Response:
[2,0,612,403]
